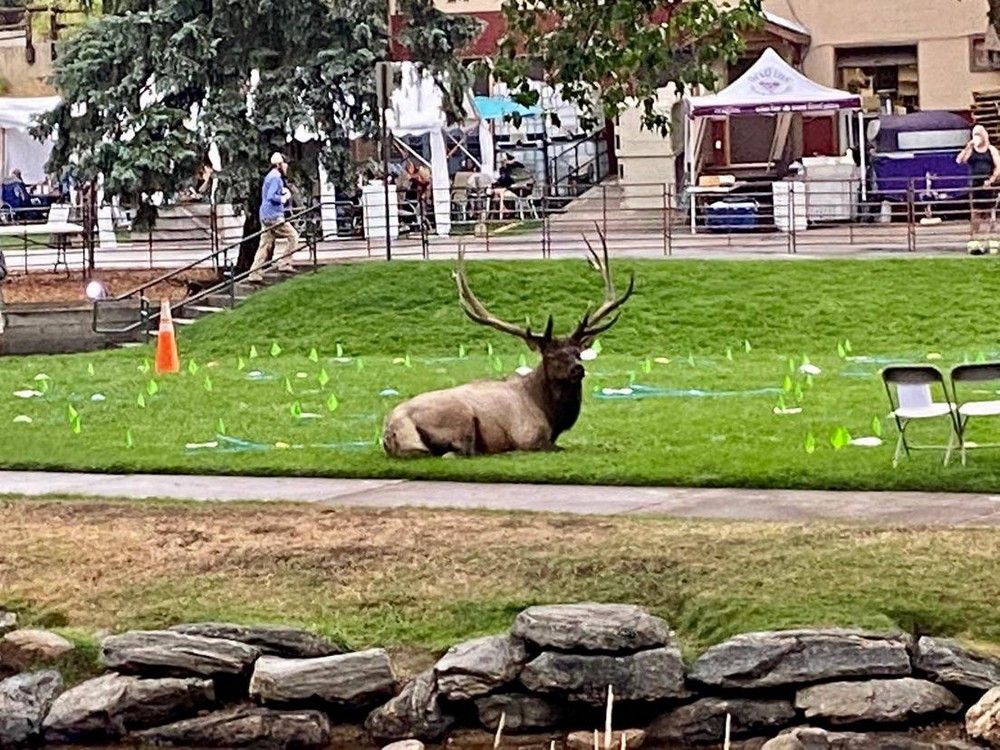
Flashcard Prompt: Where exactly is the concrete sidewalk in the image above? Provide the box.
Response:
[2,471,1000,526]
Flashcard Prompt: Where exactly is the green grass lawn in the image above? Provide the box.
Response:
[3,499,998,680]
[4,257,1000,490]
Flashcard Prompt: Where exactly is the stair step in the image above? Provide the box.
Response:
[173,318,196,326]
[187,305,225,314]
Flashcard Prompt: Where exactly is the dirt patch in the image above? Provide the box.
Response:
[2,269,219,304]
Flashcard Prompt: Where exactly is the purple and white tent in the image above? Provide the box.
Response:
[686,48,860,118]
[682,48,864,220]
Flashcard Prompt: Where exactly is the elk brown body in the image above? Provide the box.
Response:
[382,232,634,457]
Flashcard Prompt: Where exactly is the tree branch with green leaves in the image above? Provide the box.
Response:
[493,0,763,135]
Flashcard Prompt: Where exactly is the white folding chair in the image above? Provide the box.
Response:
[949,363,1000,465]
[881,365,959,467]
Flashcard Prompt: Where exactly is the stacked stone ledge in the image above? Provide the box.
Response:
[0,606,999,748]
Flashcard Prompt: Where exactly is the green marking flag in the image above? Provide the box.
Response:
[67,404,79,421]
[188,359,199,375]
[794,383,804,402]
[125,429,134,449]
[783,375,794,393]
[237,356,246,371]
[308,348,319,363]
[336,343,344,358]
[270,342,282,357]
[203,375,213,392]
[290,400,302,417]
[830,426,852,450]
[642,358,652,374]
[802,354,811,365]
[136,394,146,409]
[458,344,467,359]
[592,339,603,354]
[804,432,816,454]
[837,342,846,359]
[217,417,226,435]
[355,358,364,372]
[249,345,259,359]
[627,370,637,386]
[788,357,796,374]
[147,380,159,396]
[871,415,883,437]
[87,363,95,376]
[977,351,987,363]
[404,353,413,368]
[487,342,494,357]
[139,359,151,374]
[492,356,503,373]
[743,339,752,354]
[326,393,339,412]
[806,375,814,389]
[318,369,330,388]
[38,379,49,394]
[519,353,528,369]
[687,353,695,367]
[845,338,853,354]
[725,347,733,362]
[70,415,81,435]
[776,394,787,411]
[284,377,294,395]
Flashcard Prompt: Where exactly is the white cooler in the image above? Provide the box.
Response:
[772,180,807,232]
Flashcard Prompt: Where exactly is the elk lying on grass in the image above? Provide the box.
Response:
[382,232,634,457]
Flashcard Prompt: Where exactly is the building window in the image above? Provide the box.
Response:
[970,35,1000,72]
[836,45,919,113]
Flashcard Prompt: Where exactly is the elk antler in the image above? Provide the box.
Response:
[454,244,554,347]
[570,225,635,345]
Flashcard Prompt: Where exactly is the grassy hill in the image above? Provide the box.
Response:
[3,257,1000,489]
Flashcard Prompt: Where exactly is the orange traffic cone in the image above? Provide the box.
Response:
[154,298,180,374]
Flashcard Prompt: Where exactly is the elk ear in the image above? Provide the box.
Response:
[526,316,555,353]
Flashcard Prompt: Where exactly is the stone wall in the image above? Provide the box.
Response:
[0,302,143,355]
[1,604,999,749]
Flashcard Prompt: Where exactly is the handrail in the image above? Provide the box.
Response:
[106,202,321,302]
[93,202,322,335]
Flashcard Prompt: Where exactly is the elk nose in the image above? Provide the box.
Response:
[570,364,585,380]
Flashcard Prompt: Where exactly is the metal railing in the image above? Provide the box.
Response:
[92,203,321,335]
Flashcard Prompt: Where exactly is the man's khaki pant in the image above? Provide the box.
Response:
[248,219,300,281]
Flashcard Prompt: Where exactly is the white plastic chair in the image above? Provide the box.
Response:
[881,365,959,467]
[949,363,1000,465]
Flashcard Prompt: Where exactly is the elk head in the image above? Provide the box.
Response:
[455,226,635,390]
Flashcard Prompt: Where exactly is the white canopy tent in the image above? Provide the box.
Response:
[684,48,862,199]
[0,96,59,184]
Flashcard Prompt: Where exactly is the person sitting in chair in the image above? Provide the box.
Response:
[493,154,534,219]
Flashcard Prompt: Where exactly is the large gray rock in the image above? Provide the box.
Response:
[101,630,260,678]
[966,686,1000,748]
[0,612,16,637]
[690,630,911,689]
[169,623,343,659]
[250,649,395,707]
[519,646,687,704]
[434,635,526,701]
[475,693,564,731]
[914,636,1000,691]
[0,630,74,672]
[647,697,796,745]
[42,672,215,742]
[762,727,979,750]
[795,678,961,726]
[0,670,63,747]
[365,670,454,742]
[133,705,331,748]
[512,603,673,654]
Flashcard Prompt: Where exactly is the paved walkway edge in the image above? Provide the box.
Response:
[2,471,999,526]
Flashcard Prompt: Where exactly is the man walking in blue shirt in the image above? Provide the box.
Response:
[248,152,299,282]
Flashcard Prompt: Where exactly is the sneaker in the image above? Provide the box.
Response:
[277,266,296,274]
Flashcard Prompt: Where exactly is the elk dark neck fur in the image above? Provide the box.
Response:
[521,364,583,440]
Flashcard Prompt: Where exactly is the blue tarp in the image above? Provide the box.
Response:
[473,95,541,121]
